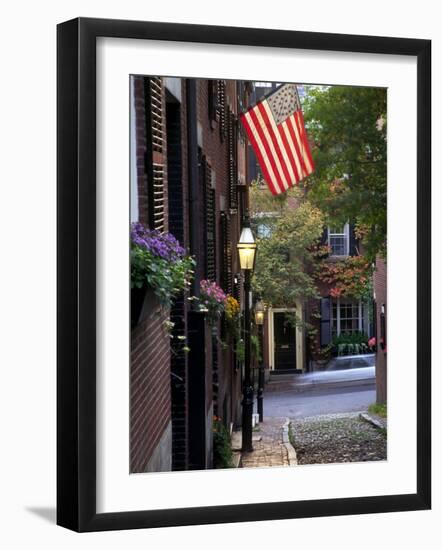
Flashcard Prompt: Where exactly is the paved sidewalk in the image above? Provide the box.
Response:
[233,417,297,468]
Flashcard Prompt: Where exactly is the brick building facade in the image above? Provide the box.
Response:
[374,257,387,404]
[253,210,376,374]
[130,76,251,473]
[304,224,375,370]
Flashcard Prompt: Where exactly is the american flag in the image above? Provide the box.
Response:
[240,83,314,195]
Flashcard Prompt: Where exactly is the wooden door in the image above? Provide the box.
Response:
[274,312,296,370]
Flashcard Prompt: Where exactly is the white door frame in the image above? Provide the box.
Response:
[268,302,304,371]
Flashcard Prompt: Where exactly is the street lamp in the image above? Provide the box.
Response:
[254,299,265,326]
[237,215,256,453]
[254,299,265,423]
[237,226,256,270]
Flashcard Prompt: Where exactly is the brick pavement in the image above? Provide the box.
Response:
[238,417,296,468]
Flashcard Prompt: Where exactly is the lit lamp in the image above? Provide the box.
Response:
[254,299,265,326]
[237,226,256,270]
[254,299,265,423]
[237,214,256,453]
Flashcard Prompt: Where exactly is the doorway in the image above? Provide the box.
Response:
[273,312,297,370]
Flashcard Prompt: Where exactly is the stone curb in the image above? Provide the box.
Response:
[281,418,298,466]
[359,412,387,431]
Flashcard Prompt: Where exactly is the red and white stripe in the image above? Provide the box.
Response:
[240,99,314,195]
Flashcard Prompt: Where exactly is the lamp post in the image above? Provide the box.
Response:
[237,215,256,453]
[254,299,265,423]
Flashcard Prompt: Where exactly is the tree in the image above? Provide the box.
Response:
[251,182,324,308]
[302,85,387,259]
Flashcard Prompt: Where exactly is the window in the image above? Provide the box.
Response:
[328,223,349,256]
[332,298,366,336]
[256,223,271,238]
[201,157,217,282]
[144,77,165,231]
[227,108,238,211]
[252,212,279,239]
[208,80,219,122]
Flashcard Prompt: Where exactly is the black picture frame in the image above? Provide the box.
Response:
[57,17,431,532]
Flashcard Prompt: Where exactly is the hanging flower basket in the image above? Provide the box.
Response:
[198,280,227,326]
[130,222,195,327]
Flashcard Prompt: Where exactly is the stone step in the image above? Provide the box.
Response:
[232,451,242,468]
[231,431,263,452]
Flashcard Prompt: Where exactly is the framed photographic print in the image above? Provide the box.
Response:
[57,17,431,532]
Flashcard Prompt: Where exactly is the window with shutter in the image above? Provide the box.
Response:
[151,163,165,232]
[144,77,165,231]
[237,80,245,114]
[208,80,219,124]
[148,77,164,154]
[236,81,247,144]
[220,212,233,295]
[320,297,332,346]
[227,110,238,211]
[204,159,217,281]
[217,80,226,141]
[349,223,359,256]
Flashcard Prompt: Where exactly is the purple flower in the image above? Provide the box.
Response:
[131,222,186,261]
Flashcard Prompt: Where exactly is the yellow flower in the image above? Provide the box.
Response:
[225,295,240,320]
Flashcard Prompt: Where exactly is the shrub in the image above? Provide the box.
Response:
[332,331,371,356]
[213,417,234,468]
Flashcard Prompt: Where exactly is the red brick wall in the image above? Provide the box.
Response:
[374,257,387,404]
[197,79,243,429]
[130,77,172,473]
[197,80,221,427]
[130,296,171,472]
[130,77,249,472]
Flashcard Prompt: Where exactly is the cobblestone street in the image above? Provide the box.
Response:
[290,412,387,465]
[239,417,296,468]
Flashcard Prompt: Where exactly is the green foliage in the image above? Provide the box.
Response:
[316,343,333,362]
[250,333,262,363]
[131,245,195,308]
[235,339,245,363]
[302,85,387,259]
[251,188,325,308]
[233,331,262,364]
[213,418,234,468]
[333,331,370,356]
[332,331,368,346]
[368,403,387,418]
